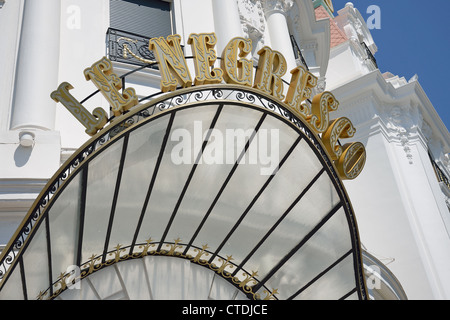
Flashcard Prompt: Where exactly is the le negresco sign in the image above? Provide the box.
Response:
[50,32,366,180]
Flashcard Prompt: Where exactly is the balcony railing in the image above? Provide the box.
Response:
[107,28,311,76]
[361,42,378,69]
[290,35,309,70]
[430,157,450,190]
[107,28,160,69]
[104,28,315,111]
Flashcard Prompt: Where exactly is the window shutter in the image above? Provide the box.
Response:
[110,0,171,38]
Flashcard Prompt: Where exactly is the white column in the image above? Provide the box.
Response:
[212,0,243,54]
[10,0,61,131]
[391,139,450,299]
[262,0,297,72]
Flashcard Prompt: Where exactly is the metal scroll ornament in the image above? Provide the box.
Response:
[41,238,277,301]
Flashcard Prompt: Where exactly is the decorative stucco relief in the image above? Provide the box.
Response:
[384,106,415,164]
[261,0,294,14]
[237,0,266,59]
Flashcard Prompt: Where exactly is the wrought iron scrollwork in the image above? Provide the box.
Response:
[38,238,277,301]
[107,28,159,68]
[0,83,366,300]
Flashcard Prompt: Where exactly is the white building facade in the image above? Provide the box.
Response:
[0,0,449,300]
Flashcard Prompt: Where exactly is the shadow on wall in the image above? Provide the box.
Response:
[14,145,33,167]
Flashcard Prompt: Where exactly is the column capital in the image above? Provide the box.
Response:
[262,0,294,16]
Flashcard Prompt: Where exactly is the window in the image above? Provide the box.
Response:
[108,0,173,67]
[110,0,172,38]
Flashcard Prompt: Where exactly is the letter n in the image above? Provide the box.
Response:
[149,34,193,92]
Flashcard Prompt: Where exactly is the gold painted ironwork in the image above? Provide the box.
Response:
[50,82,108,136]
[40,238,277,301]
[137,237,157,257]
[84,57,139,117]
[191,244,210,264]
[119,37,156,64]
[234,270,259,290]
[52,31,368,181]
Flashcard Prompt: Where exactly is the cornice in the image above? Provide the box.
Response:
[330,70,450,155]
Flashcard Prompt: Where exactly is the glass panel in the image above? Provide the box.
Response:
[136,105,219,244]
[107,116,170,251]
[192,113,286,252]
[240,171,340,279]
[262,208,352,299]
[293,254,356,300]
[0,262,24,299]
[48,171,81,281]
[163,104,265,246]
[22,221,49,300]
[0,213,23,246]
[343,291,359,300]
[81,138,124,263]
[216,138,324,265]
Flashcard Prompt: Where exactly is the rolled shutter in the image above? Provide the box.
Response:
[110,0,172,38]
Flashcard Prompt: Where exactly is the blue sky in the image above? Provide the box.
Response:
[331,0,450,131]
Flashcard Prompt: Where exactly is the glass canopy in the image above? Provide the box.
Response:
[0,85,367,300]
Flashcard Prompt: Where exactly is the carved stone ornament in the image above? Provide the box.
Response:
[237,0,266,58]
[385,106,416,164]
[261,0,294,15]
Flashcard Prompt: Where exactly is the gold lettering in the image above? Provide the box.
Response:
[53,31,368,180]
[188,33,223,85]
[321,117,356,160]
[336,142,366,180]
[149,34,192,92]
[84,57,138,117]
[51,82,108,136]
[308,91,339,134]
[221,37,253,86]
[253,46,287,102]
[284,65,317,120]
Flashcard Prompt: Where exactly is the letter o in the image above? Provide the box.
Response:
[336,142,366,180]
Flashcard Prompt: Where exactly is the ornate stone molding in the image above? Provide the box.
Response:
[334,2,377,53]
[261,0,294,16]
[237,0,266,59]
[314,76,326,94]
[382,106,415,163]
